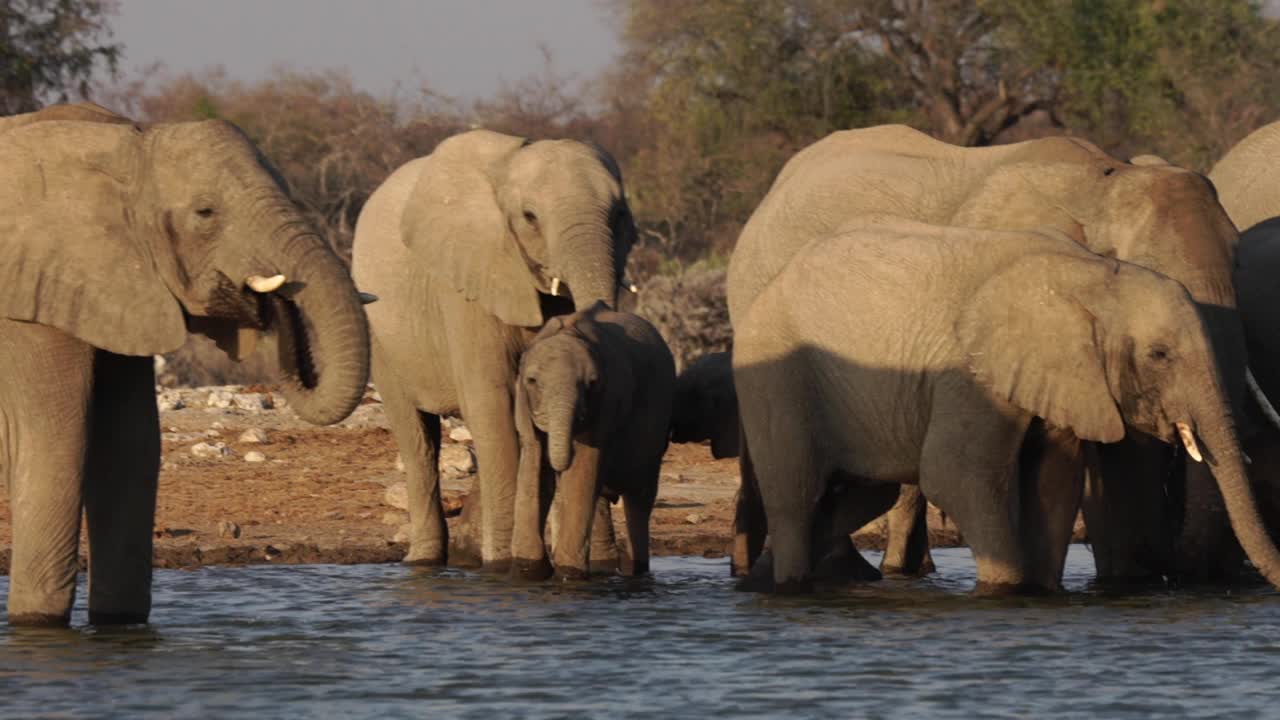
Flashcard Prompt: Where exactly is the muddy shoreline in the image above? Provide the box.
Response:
[0,384,1002,576]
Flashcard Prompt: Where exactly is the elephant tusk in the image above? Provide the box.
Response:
[621,280,639,293]
[358,292,379,305]
[1246,367,1280,434]
[1176,422,1204,463]
[550,277,561,297]
[246,274,286,293]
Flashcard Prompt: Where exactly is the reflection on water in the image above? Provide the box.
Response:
[1,546,1277,718]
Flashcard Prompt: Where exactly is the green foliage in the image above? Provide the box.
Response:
[0,0,120,114]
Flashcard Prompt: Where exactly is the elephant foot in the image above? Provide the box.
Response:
[973,580,1059,596]
[554,566,590,582]
[734,551,777,593]
[88,610,149,626]
[814,546,882,584]
[7,611,71,628]
[590,557,620,576]
[446,537,483,569]
[511,556,554,581]
[402,545,448,567]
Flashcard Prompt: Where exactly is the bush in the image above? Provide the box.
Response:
[624,262,731,373]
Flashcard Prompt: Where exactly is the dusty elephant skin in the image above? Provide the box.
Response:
[727,124,1245,586]
[670,350,934,579]
[733,221,1280,594]
[0,105,371,626]
[510,303,674,580]
[351,129,636,571]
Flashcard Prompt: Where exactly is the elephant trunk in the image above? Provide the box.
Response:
[546,396,577,473]
[553,205,620,310]
[1192,394,1280,588]
[267,229,371,426]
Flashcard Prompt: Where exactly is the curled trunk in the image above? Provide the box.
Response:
[269,235,371,426]
[547,399,577,473]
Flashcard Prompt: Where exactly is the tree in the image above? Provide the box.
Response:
[0,0,121,114]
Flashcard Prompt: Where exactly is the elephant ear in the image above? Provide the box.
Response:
[956,254,1125,443]
[401,131,544,328]
[0,124,187,356]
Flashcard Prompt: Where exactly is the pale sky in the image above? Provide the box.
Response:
[112,0,621,100]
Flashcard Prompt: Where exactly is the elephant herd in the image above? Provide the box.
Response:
[6,102,1280,627]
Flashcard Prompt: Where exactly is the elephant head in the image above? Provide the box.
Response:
[403,130,635,327]
[670,350,740,459]
[518,303,632,472]
[958,251,1280,586]
[0,118,370,425]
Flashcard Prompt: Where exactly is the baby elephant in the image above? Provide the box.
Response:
[512,302,675,579]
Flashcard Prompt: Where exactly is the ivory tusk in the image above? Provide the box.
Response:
[550,277,561,297]
[358,292,379,305]
[246,274,286,293]
[1246,367,1280,434]
[1176,422,1204,463]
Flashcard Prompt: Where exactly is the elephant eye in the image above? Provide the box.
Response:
[1148,345,1172,362]
[195,207,216,218]
[525,375,537,386]
[523,210,538,224]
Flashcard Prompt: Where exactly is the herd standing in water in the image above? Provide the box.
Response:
[6,101,1280,626]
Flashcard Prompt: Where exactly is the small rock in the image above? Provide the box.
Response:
[206,390,235,409]
[167,426,179,432]
[323,510,344,520]
[685,513,704,525]
[441,445,477,474]
[157,390,185,412]
[393,523,411,543]
[239,428,269,444]
[204,429,222,438]
[385,482,409,510]
[191,441,231,458]
[358,511,374,519]
[263,545,282,560]
[448,426,473,443]
[233,393,273,411]
[244,451,267,463]
[211,421,226,430]
[443,496,464,517]
[382,511,409,525]
[218,520,241,539]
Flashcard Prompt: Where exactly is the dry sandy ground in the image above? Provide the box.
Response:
[0,384,1027,575]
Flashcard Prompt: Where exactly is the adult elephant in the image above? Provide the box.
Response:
[734,220,1280,593]
[351,130,635,570]
[1207,122,1280,571]
[0,108,372,626]
[727,125,1244,584]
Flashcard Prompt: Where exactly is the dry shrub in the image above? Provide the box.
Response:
[624,263,731,373]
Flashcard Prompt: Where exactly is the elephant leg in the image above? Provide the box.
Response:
[83,352,158,625]
[589,497,621,575]
[457,387,521,571]
[376,347,448,566]
[511,438,553,580]
[881,485,936,576]
[813,481,899,583]
[1082,436,1171,583]
[919,395,1031,594]
[731,429,767,577]
[1016,423,1084,590]
[622,477,657,577]
[551,442,602,580]
[3,324,95,626]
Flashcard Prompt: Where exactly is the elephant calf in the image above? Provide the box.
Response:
[512,302,675,579]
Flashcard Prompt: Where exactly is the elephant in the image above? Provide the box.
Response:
[351,129,636,570]
[0,101,130,134]
[669,350,934,578]
[0,108,372,626]
[510,302,674,579]
[726,124,1245,586]
[733,219,1280,593]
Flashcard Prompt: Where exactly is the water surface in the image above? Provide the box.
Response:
[1,546,1276,718]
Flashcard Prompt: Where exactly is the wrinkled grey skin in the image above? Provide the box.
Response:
[670,350,934,578]
[351,130,635,570]
[728,125,1244,587]
[511,303,674,580]
[0,106,371,626]
[734,220,1280,594]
